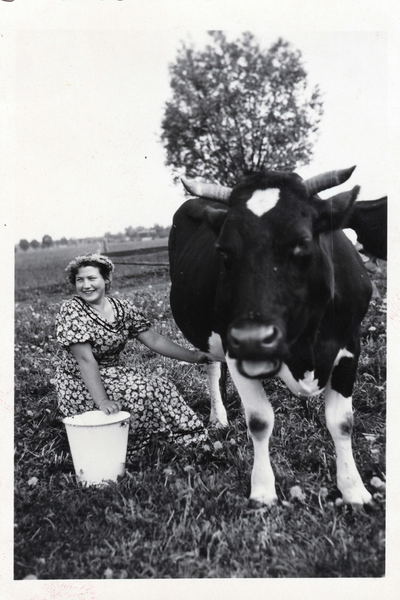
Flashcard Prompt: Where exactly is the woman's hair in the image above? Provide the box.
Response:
[65,253,115,290]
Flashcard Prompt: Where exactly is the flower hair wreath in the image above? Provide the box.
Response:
[65,253,115,280]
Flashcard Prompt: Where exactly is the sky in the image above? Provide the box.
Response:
[13,30,387,242]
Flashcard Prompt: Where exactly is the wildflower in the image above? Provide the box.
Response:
[213,441,223,451]
[319,487,329,499]
[104,567,114,579]
[290,485,306,501]
[27,477,38,487]
[370,476,386,490]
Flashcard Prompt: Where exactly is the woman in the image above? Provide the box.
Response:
[54,253,209,452]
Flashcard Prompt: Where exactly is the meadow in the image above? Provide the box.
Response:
[14,245,386,579]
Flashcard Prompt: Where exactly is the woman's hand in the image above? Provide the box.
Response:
[69,344,122,415]
[98,398,121,415]
[137,329,211,364]
[192,350,211,364]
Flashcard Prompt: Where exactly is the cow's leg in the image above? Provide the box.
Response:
[205,362,228,427]
[227,356,277,506]
[325,383,372,505]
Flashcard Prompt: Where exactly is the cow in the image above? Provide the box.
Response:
[169,166,375,508]
[346,197,387,261]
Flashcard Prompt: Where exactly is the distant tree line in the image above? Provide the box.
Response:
[17,235,69,252]
[16,224,171,252]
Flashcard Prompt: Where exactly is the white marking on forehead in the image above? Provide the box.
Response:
[246,188,280,217]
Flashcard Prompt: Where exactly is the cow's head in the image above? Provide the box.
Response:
[183,168,360,379]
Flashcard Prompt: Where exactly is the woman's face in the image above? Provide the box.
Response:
[75,265,107,305]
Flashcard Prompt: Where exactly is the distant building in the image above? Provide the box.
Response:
[138,229,157,239]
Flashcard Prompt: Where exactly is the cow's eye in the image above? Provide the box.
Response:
[291,239,312,258]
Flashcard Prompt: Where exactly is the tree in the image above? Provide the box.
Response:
[30,239,40,250]
[19,239,30,251]
[125,226,137,239]
[161,32,323,186]
[42,234,53,248]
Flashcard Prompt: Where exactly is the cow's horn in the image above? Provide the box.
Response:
[181,177,232,202]
[304,166,356,196]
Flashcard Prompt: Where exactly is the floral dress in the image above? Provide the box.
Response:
[54,296,207,452]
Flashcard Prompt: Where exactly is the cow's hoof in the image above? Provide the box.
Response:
[248,497,278,510]
[348,499,378,514]
[362,499,378,514]
[338,499,377,514]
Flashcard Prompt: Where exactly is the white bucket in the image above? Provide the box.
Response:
[63,410,130,485]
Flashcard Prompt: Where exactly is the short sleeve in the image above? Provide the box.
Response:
[55,300,92,347]
[123,299,152,338]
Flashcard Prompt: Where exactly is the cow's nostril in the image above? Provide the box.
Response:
[261,326,279,346]
[230,332,241,347]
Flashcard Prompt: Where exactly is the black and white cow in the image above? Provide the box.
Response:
[169,167,374,507]
[346,196,387,261]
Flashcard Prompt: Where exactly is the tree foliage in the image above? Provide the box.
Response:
[42,235,53,248]
[161,32,323,186]
[19,239,30,251]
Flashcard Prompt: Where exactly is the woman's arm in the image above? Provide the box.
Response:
[137,329,209,363]
[69,342,120,415]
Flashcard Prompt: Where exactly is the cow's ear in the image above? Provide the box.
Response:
[203,207,228,233]
[313,186,360,234]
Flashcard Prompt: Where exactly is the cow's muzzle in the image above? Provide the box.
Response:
[228,320,285,379]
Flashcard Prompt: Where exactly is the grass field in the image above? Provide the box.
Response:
[14,246,386,579]
[15,240,170,300]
